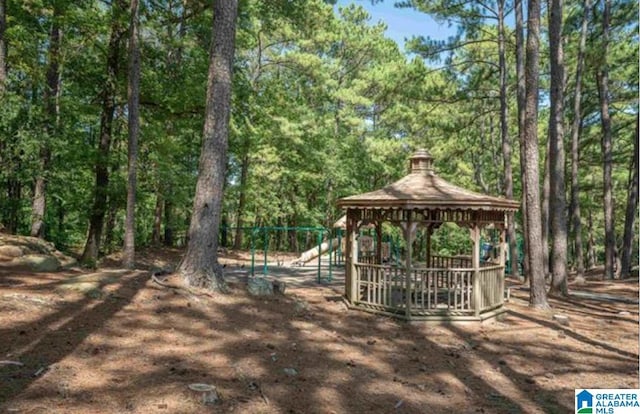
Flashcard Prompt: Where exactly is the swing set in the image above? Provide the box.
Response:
[221,226,335,283]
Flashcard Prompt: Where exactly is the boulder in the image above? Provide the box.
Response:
[247,277,274,296]
[0,245,24,258]
[273,280,287,295]
[552,314,570,326]
[16,254,61,272]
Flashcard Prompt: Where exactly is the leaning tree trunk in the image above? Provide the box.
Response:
[524,0,549,308]
[515,0,528,282]
[31,4,62,237]
[548,0,568,296]
[596,0,615,280]
[569,0,590,281]
[123,0,141,269]
[620,115,639,278]
[80,0,127,266]
[177,0,238,289]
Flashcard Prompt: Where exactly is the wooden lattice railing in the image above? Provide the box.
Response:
[353,262,504,316]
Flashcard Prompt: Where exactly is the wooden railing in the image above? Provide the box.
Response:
[353,262,504,316]
[430,255,471,269]
[475,265,504,312]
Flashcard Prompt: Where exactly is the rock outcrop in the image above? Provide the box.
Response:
[0,234,76,271]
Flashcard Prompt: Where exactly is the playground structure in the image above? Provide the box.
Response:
[337,149,520,321]
[220,226,338,282]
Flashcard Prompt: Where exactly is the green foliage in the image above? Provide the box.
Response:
[0,0,635,265]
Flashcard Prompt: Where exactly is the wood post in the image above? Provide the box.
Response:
[402,218,415,320]
[375,222,383,265]
[471,225,481,317]
[499,223,507,267]
[426,225,432,268]
[499,221,507,306]
[348,210,358,304]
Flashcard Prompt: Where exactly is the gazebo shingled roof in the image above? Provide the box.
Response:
[337,149,519,211]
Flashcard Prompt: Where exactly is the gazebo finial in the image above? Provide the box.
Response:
[410,148,434,174]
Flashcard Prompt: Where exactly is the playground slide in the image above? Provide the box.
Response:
[290,238,340,266]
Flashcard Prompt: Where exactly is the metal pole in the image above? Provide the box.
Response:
[263,227,268,276]
[250,227,256,276]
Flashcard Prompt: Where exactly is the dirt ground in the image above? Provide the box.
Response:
[0,248,638,413]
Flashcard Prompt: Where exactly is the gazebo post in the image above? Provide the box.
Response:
[471,224,481,317]
[403,215,413,320]
[425,225,432,268]
[499,223,507,267]
[498,221,507,308]
[375,222,383,264]
[345,209,357,304]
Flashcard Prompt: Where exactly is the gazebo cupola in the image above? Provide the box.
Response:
[409,149,434,174]
[337,149,520,321]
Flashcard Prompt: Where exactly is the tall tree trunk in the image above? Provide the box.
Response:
[123,0,141,269]
[587,207,596,269]
[177,0,238,289]
[569,0,590,281]
[275,217,282,251]
[547,0,568,295]
[596,0,615,280]
[288,217,298,252]
[541,143,550,275]
[233,153,249,249]
[498,0,518,281]
[80,0,127,266]
[490,116,502,195]
[31,5,62,237]
[220,215,228,248]
[152,192,163,246]
[6,178,20,234]
[164,198,174,246]
[524,0,549,308]
[157,0,187,249]
[0,0,19,234]
[56,197,65,243]
[0,0,9,232]
[620,115,639,278]
[515,0,527,281]
[103,195,117,254]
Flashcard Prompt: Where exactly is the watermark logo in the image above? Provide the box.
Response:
[576,390,593,413]
[575,389,640,414]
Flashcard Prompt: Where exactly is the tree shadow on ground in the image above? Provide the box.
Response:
[1,268,637,413]
[506,309,638,361]
[0,269,149,405]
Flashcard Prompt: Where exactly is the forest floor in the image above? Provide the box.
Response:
[0,247,638,413]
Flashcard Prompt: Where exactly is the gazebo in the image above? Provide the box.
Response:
[336,149,520,321]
